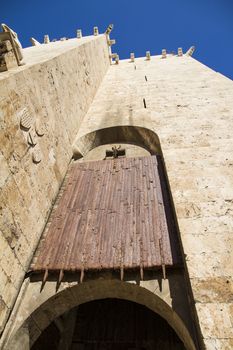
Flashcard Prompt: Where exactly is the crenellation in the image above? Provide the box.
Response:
[93,26,99,36]
[146,50,151,60]
[115,54,119,64]
[130,52,135,62]
[178,47,183,56]
[76,29,82,39]
[43,35,50,44]
[162,48,167,58]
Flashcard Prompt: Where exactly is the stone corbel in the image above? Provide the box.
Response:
[107,39,116,46]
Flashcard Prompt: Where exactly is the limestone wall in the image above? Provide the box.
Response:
[75,55,233,349]
[0,34,109,333]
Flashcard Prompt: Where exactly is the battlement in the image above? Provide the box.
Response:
[0,23,195,75]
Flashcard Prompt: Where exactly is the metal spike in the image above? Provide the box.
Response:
[40,269,48,291]
[58,269,64,284]
[162,264,166,280]
[120,266,124,280]
[140,265,144,280]
[43,269,48,283]
[80,268,84,283]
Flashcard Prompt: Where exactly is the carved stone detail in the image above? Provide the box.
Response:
[35,119,45,137]
[0,40,18,72]
[20,108,33,130]
[18,106,45,163]
[1,23,24,65]
[27,130,37,147]
[32,146,42,164]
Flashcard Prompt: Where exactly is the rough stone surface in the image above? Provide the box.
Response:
[0,34,109,333]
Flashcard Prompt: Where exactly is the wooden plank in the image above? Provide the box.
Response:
[31,156,182,275]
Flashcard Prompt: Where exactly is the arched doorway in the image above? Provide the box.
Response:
[72,125,161,159]
[6,280,197,350]
[32,298,186,350]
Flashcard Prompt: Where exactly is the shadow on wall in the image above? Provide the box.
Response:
[72,125,162,158]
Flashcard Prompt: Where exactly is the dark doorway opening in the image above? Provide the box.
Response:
[32,299,186,350]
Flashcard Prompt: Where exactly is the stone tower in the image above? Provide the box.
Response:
[0,24,232,350]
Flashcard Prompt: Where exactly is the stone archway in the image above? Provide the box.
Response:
[33,298,187,349]
[72,125,161,158]
[7,279,197,350]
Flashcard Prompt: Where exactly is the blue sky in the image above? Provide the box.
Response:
[1,0,233,79]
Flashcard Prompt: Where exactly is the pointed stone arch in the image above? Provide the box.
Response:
[7,280,197,350]
[72,125,162,158]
